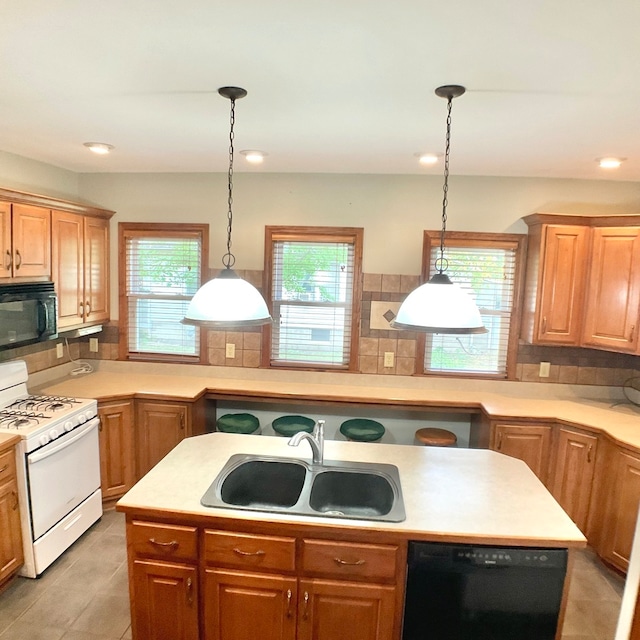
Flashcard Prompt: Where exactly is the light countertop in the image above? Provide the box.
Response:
[34,360,640,451]
[116,432,586,547]
[0,433,20,452]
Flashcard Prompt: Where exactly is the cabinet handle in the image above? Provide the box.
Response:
[542,316,547,334]
[0,464,8,474]
[186,577,194,604]
[334,557,365,567]
[286,589,293,618]
[233,547,266,557]
[148,538,179,551]
[5,250,11,270]
[79,301,84,317]
[497,432,503,450]
[14,249,21,270]
[180,413,184,430]
[85,301,91,316]
[631,325,636,343]
[12,491,19,510]
[587,444,593,463]
[303,591,310,620]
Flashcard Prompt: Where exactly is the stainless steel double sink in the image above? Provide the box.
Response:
[201,453,406,523]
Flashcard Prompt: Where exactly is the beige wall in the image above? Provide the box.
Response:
[77,171,640,320]
[0,150,79,199]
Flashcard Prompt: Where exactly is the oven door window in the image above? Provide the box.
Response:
[26,419,101,540]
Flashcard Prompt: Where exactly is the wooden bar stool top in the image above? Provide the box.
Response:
[415,427,457,447]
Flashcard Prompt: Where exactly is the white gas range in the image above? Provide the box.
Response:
[0,360,102,578]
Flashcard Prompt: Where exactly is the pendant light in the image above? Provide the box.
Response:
[183,87,272,328]
[391,85,486,334]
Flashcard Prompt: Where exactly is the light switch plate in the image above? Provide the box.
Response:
[539,361,551,377]
[383,352,395,367]
[56,343,64,359]
[226,343,236,359]
[89,337,99,352]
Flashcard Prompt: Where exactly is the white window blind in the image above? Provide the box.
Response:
[271,240,355,366]
[125,233,202,357]
[424,244,518,376]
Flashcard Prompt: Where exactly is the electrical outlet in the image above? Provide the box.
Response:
[56,343,64,359]
[383,352,395,367]
[225,343,236,359]
[89,337,99,352]
[539,361,551,378]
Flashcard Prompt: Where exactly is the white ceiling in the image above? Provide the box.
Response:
[1,1,639,180]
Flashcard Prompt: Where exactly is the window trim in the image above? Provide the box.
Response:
[118,222,209,364]
[415,230,527,380]
[262,225,364,371]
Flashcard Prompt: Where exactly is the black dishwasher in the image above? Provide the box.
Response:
[403,542,568,640]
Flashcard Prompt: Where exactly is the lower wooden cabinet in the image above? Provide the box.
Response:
[136,400,191,478]
[599,449,640,572]
[491,422,553,485]
[98,399,135,502]
[126,519,402,640]
[0,444,23,585]
[550,427,598,533]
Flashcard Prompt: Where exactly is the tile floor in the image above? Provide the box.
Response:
[0,509,628,639]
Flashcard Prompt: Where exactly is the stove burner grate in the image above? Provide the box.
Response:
[6,395,81,413]
[0,410,46,429]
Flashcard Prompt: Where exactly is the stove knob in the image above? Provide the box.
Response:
[78,413,87,424]
[85,411,94,422]
[64,421,74,432]
[49,428,59,440]
[39,434,50,447]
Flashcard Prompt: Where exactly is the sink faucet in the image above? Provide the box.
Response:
[288,419,325,465]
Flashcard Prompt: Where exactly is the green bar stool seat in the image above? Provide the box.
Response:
[216,413,260,435]
[339,418,385,442]
[415,427,457,447]
[272,415,315,437]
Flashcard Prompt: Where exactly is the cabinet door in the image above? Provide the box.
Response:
[297,578,396,640]
[11,204,50,278]
[136,401,189,477]
[492,423,553,485]
[204,569,297,640]
[52,210,84,328]
[551,428,598,532]
[0,478,24,583]
[0,202,11,278]
[603,451,640,571]
[131,559,198,640]
[582,226,640,352]
[98,400,135,500]
[84,216,110,324]
[535,225,589,344]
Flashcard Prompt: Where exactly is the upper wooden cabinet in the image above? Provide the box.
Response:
[52,210,110,329]
[0,203,50,280]
[522,213,640,354]
[582,226,640,352]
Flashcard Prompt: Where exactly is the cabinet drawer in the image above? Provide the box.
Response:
[129,520,198,562]
[301,539,399,581]
[0,448,16,484]
[204,530,296,572]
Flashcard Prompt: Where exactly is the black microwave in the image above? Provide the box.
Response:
[0,282,58,350]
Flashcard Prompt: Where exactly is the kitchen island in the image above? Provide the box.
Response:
[116,431,585,640]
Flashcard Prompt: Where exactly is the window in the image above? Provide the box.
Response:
[264,226,363,370]
[119,223,208,362]
[419,231,526,378]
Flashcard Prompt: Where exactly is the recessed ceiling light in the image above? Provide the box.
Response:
[83,142,114,155]
[414,152,441,165]
[596,157,626,169]
[240,150,267,164]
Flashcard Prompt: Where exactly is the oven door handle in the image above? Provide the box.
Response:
[28,418,99,464]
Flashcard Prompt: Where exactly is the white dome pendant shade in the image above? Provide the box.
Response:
[183,268,271,328]
[182,86,271,329]
[392,84,485,335]
[391,272,486,333]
